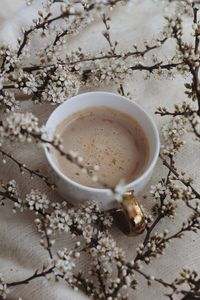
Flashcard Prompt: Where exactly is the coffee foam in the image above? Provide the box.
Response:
[54,107,150,188]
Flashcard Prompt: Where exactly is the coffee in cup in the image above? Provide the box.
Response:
[53,106,150,189]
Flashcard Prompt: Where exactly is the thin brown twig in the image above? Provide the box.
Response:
[0,148,55,189]
[17,0,126,58]
[159,153,200,199]
[41,219,53,259]
[0,187,54,259]
[130,61,182,72]
[19,37,168,73]
[192,4,200,114]
[155,109,198,117]
[136,213,200,262]
[7,267,54,287]
[172,16,200,113]
[102,14,114,50]
[17,12,77,57]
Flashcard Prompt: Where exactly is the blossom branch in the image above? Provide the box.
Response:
[135,211,200,263]
[129,61,182,73]
[192,4,200,113]
[41,219,53,259]
[17,11,77,57]
[160,153,200,199]
[168,15,200,113]
[0,148,56,189]
[17,37,169,73]
[7,267,55,287]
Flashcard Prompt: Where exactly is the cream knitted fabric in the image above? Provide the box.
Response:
[0,1,199,300]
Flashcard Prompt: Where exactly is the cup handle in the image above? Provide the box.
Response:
[111,190,146,236]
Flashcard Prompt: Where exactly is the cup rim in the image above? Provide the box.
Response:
[44,91,160,193]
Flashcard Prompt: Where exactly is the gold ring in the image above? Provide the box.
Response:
[111,190,146,236]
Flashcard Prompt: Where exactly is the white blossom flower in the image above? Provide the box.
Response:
[40,65,80,104]
[0,274,9,299]
[49,248,78,281]
[83,224,96,243]
[0,112,40,142]
[47,205,72,233]
[6,180,18,196]
[17,71,38,95]
[90,232,125,276]
[150,182,167,200]
[25,190,50,212]
[0,91,19,112]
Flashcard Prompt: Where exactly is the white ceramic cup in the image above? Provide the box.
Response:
[44,91,160,211]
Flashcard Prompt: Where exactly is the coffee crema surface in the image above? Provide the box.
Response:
[54,107,150,188]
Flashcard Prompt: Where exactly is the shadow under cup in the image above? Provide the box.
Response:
[44,92,160,211]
